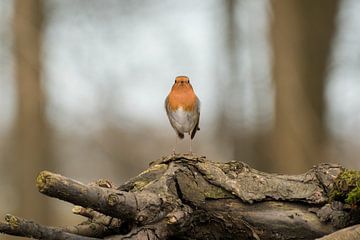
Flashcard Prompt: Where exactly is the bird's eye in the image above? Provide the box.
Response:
[187,80,190,83]
[174,80,176,83]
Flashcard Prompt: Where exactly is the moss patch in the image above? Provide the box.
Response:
[139,164,168,176]
[204,187,233,199]
[346,185,360,205]
[133,180,150,191]
[329,170,360,205]
[119,164,168,192]
[5,215,19,229]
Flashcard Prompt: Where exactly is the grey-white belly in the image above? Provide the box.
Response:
[169,108,197,133]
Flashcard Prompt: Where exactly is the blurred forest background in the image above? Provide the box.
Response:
[1,0,360,238]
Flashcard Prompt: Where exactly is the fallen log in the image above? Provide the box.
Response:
[0,154,359,239]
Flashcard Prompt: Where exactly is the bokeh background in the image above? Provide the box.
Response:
[1,0,360,238]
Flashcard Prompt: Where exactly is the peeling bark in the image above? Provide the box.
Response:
[0,154,359,240]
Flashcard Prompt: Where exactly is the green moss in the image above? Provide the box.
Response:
[204,187,233,199]
[139,164,167,176]
[329,170,360,205]
[133,180,150,191]
[346,185,360,205]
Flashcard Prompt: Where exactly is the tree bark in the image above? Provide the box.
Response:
[317,224,360,240]
[0,154,359,240]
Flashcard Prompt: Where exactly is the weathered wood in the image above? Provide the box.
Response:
[0,214,99,240]
[36,170,162,223]
[0,154,359,239]
[317,224,360,240]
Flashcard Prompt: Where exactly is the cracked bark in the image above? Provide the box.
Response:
[0,154,359,240]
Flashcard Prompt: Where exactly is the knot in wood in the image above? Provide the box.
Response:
[107,193,119,206]
[136,215,147,223]
[167,216,177,224]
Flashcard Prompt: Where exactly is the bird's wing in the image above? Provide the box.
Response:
[165,96,170,116]
[191,97,200,139]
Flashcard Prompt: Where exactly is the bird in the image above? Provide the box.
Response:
[165,76,200,154]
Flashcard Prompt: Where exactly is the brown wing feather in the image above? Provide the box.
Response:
[190,97,200,139]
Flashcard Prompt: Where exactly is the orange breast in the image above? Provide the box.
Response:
[168,86,197,112]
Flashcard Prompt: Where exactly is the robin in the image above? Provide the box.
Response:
[165,76,200,154]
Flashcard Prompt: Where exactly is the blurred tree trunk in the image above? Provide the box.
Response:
[216,0,240,160]
[270,0,339,173]
[12,0,51,223]
[217,0,250,161]
[217,0,268,166]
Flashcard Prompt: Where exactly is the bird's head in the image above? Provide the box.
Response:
[172,76,193,90]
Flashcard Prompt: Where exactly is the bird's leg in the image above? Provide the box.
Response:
[189,135,193,155]
[172,136,178,155]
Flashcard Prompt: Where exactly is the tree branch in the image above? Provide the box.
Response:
[0,214,99,240]
[36,170,162,223]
